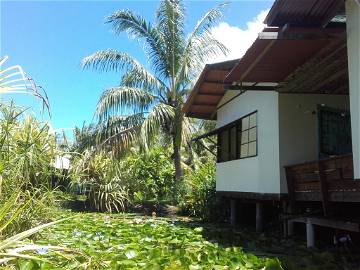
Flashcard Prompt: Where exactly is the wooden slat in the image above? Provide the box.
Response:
[318,160,329,216]
[285,154,360,203]
[206,70,229,82]
[278,39,348,94]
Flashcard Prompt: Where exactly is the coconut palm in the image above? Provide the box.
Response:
[82,0,228,181]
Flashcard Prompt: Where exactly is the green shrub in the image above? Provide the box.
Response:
[69,150,131,212]
[121,146,176,203]
[0,103,63,232]
[180,162,217,220]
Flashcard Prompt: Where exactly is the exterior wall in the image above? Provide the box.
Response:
[217,90,241,108]
[278,94,350,193]
[346,0,360,178]
[216,91,281,194]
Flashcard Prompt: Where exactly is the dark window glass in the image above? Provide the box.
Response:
[217,111,258,162]
[318,106,352,158]
[219,130,229,162]
[230,127,237,160]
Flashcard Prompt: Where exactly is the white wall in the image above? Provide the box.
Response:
[217,90,241,108]
[278,94,350,193]
[346,0,360,178]
[216,91,281,194]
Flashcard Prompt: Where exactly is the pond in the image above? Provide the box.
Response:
[21,212,282,270]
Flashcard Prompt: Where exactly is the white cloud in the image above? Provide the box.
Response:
[208,9,270,63]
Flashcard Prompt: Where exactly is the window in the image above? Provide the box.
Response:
[217,111,257,162]
[240,113,257,158]
[318,106,352,158]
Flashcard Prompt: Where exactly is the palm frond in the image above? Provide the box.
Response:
[140,103,175,148]
[181,116,195,146]
[96,113,144,143]
[178,2,229,82]
[96,114,145,155]
[156,0,186,78]
[95,87,159,121]
[0,56,50,115]
[82,50,139,73]
[120,67,167,97]
[106,10,168,78]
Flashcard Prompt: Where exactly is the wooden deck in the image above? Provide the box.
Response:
[285,155,360,212]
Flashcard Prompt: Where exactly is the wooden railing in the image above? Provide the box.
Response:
[285,154,360,215]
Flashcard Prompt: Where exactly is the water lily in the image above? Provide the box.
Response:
[73,230,82,237]
[125,250,137,259]
[36,247,49,255]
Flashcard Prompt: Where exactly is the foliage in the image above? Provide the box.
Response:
[0,102,63,235]
[0,189,66,268]
[121,146,176,203]
[32,212,283,270]
[69,150,130,212]
[180,162,217,220]
[69,146,177,211]
[0,55,50,114]
[0,103,59,194]
[82,0,228,181]
[0,59,67,268]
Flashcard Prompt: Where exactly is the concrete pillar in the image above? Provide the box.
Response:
[346,0,360,178]
[256,202,264,232]
[287,220,294,236]
[230,199,237,226]
[306,221,315,248]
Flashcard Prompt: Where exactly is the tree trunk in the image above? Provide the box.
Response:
[173,136,183,181]
[173,105,183,181]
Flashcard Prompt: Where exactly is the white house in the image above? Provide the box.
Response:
[184,0,360,242]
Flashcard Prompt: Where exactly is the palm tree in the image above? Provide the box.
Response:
[82,0,228,181]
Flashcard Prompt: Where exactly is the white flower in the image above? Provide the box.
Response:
[37,247,49,255]
[125,250,137,259]
[73,231,82,237]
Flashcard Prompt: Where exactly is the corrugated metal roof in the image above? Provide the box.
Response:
[226,39,332,83]
[265,0,345,27]
[184,26,346,120]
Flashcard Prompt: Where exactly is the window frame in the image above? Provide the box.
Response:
[217,110,258,163]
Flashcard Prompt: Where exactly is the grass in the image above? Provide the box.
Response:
[16,212,282,270]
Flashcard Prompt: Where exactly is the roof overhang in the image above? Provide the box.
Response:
[184,25,347,120]
[264,0,345,27]
[183,59,239,120]
[225,26,345,83]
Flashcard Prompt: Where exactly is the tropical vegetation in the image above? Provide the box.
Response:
[3,0,356,269]
[82,0,228,181]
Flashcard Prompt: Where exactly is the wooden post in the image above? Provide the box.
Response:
[318,161,329,216]
[256,202,264,232]
[306,221,315,248]
[287,220,294,236]
[286,201,294,237]
[282,201,288,237]
[285,167,296,209]
[230,199,237,226]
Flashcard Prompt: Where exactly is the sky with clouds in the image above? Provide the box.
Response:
[1,1,273,134]
[210,9,269,63]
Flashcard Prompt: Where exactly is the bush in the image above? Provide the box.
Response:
[69,150,131,212]
[180,162,217,221]
[121,147,176,204]
[0,103,63,232]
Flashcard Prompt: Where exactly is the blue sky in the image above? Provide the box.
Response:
[1,0,273,135]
